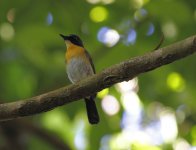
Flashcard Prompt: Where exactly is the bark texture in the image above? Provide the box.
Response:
[0,35,195,121]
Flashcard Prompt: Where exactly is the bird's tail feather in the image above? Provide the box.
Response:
[84,97,99,124]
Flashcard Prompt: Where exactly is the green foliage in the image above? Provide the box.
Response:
[0,0,196,149]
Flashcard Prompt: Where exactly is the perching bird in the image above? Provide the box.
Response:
[60,34,99,124]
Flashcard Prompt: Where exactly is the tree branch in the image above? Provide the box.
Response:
[0,35,195,121]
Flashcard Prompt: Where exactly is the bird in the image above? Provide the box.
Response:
[60,34,99,124]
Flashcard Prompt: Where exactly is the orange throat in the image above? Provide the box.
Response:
[65,42,85,63]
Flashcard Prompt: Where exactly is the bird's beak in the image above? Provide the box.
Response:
[59,34,69,40]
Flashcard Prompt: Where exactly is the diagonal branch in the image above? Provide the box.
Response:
[0,35,195,122]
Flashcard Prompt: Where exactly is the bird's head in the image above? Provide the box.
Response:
[60,34,83,47]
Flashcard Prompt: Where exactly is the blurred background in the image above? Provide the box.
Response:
[0,0,196,150]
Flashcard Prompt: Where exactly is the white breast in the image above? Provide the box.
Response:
[66,57,94,83]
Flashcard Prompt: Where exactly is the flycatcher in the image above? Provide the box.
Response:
[60,34,99,124]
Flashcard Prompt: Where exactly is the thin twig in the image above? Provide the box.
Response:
[153,32,165,51]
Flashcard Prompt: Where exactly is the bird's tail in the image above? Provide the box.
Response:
[84,96,99,124]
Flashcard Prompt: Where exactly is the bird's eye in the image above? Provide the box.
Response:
[74,36,79,41]
[75,37,79,40]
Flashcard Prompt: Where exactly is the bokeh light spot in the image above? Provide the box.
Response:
[132,143,161,150]
[116,78,138,93]
[176,105,186,124]
[173,138,190,150]
[132,0,143,9]
[191,126,196,145]
[125,29,137,45]
[86,0,100,4]
[0,22,15,41]
[146,23,155,36]
[46,12,53,25]
[162,22,178,39]
[86,0,114,5]
[102,0,115,4]
[7,8,15,23]
[97,27,120,47]
[167,72,185,92]
[98,88,109,99]
[134,8,148,21]
[190,147,196,150]
[159,110,178,143]
[74,121,86,150]
[41,110,66,130]
[120,92,142,131]
[100,135,111,150]
[101,95,120,116]
[90,6,108,22]
[131,0,150,9]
